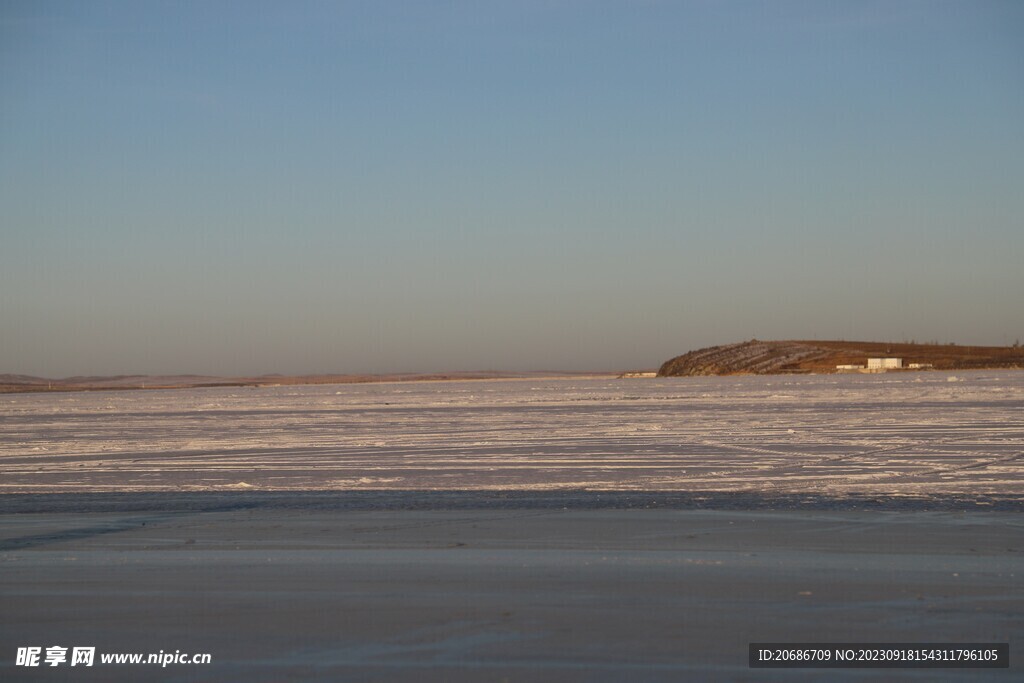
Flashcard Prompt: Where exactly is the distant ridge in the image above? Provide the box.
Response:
[0,371,614,394]
[657,340,1024,376]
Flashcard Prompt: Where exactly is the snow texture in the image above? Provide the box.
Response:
[1,371,1021,497]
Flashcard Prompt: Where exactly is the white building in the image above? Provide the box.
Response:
[867,357,903,370]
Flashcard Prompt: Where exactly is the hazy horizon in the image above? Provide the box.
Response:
[5,336,1023,382]
[3,1,1022,377]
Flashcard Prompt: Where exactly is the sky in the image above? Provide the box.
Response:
[2,0,1022,377]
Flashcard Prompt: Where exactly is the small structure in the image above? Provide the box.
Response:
[867,357,903,370]
[836,364,865,371]
[908,363,933,370]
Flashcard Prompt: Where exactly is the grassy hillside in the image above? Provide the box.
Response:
[658,340,1024,376]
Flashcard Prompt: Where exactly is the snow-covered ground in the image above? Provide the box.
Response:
[1,371,1021,496]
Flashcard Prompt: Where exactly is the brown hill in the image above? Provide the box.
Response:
[657,340,1024,376]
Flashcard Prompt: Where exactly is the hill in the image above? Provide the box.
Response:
[657,340,1024,376]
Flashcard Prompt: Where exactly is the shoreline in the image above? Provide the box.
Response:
[5,366,1023,395]
[0,372,626,395]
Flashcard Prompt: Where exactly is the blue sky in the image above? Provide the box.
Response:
[2,1,1022,376]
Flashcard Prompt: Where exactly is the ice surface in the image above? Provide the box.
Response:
[1,371,1021,496]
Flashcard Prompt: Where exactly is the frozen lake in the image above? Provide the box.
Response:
[2,373,1022,680]
[2,371,1022,498]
